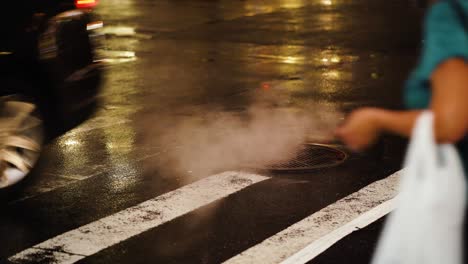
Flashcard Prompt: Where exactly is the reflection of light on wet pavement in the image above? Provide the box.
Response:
[101,26,135,36]
[55,132,93,178]
[101,25,152,39]
[243,0,336,14]
[97,76,142,191]
[52,52,143,186]
[320,56,341,64]
[280,0,305,9]
[244,45,358,96]
[244,4,275,16]
[98,50,137,64]
[102,121,136,156]
[95,0,140,21]
[86,21,104,31]
[261,82,271,90]
[243,0,307,16]
[330,57,340,63]
[317,48,360,64]
[248,47,348,67]
[323,70,341,79]
[251,54,305,64]
[106,142,115,150]
[103,50,135,58]
[59,136,82,150]
[317,13,341,31]
[103,122,138,192]
[62,139,80,147]
[283,56,302,64]
[322,70,352,81]
[244,44,306,93]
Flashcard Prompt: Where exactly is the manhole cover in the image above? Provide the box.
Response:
[254,143,348,172]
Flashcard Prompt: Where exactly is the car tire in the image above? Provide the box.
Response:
[0,96,45,189]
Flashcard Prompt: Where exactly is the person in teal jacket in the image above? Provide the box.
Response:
[336,0,468,260]
[337,0,468,172]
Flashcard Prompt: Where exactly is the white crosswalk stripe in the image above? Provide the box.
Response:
[224,170,401,264]
[9,171,269,264]
[8,170,401,264]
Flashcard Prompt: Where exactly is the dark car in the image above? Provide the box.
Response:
[0,0,103,188]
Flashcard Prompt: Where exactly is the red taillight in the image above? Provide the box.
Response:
[75,0,98,9]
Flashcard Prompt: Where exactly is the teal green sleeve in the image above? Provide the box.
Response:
[404,1,468,109]
[419,1,468,77]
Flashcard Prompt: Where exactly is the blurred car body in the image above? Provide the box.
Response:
[0,0,103,188]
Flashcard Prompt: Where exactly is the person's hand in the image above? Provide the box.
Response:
[335,108,382,151]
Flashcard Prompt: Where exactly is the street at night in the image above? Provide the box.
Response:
[1,0,425,263]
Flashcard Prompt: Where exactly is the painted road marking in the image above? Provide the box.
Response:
[9,171,269,264]
[281,199,395,264]
[224,170,402,264]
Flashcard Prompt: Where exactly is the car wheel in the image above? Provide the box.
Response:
[0,96,44,189]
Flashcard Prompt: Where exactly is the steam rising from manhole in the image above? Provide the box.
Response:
[250,143,348,172]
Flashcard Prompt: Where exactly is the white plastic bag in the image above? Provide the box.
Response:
[372,111,466,264]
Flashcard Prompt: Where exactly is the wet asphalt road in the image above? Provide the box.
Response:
[1,0,423,263]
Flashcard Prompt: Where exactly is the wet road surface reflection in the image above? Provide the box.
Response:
[0,0,424,262]
[6,0,422,202]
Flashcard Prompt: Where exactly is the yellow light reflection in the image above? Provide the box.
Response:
[323,70,341,79]
[243,0,306,16]
[331,56,341,63]
[56,132,91,177]
[101,26,135,36]
[99,50,137,64]
[97,63,142,191]
[244,4,274,16]
[99,109,139,192]
[322,0,333,5]
[97,0,139,20]
[77,0,95,4]
[280,0,305,9]
[106,142,115,150]
[318,14,337,31]
[63,139,80,147]
[320,56,341,64]
[284,56,302,64]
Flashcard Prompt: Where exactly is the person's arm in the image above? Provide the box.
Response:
[368,109,421,138]
[377,58,468,142]
[337,58,468,150]
[336,108,420,151]
[430,58,468,142]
